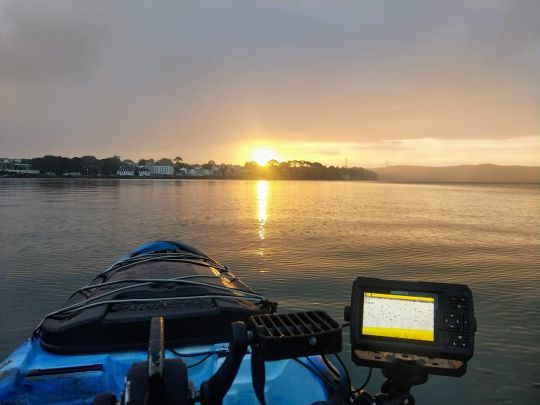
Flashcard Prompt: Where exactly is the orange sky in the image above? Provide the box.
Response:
[235,137,540,168]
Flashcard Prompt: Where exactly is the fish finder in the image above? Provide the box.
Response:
[346,277,476,378]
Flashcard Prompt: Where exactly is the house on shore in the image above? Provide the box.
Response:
[188,166,203,176]
[176,168,188,176]
[0,158,40,174]
[117,166,135,176]
[138,167,151,176]
[117,165,173,177]
[150,165,174,176]
[186,165,221,177]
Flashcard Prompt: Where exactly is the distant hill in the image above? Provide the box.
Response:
[372,164,540,183]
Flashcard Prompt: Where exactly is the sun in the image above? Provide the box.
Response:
[251,148,279,166]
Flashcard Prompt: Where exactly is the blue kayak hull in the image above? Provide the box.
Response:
[0,339,331,404]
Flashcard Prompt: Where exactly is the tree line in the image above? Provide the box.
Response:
[24,155,120,175]
[14,155,377,181]
[243,160,377,180]
[21,155,184,176]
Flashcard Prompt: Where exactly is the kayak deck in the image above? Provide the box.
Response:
[0,339,330,404]
[0,242,341,404]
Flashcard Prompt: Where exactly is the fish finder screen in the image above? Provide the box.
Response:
[362,292,435,342]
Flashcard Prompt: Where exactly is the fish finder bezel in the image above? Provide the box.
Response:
[349,277,476,372]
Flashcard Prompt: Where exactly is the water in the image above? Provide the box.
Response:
[1,178,539,404]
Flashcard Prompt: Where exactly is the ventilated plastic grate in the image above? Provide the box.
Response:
[249,311,342,360]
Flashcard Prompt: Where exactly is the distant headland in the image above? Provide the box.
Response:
[372,164,540,184]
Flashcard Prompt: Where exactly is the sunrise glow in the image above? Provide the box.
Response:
[251,148,279,166]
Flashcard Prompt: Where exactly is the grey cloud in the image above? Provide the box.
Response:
[0,0,539,158]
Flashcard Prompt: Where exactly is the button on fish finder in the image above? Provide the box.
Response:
[450,303,469,310]
[451,334,468,341]
[444,312,461,329]
[463,314,474,330]
[451,340,470,348]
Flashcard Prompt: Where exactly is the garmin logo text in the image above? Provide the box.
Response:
[389,290,409,295]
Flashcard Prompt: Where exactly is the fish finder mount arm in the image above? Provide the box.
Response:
[379,366,427,401]
[353,363,428,405]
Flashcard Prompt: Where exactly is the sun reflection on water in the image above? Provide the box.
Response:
[256,180,268,240]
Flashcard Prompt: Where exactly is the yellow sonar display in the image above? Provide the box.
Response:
[362,292,435,342]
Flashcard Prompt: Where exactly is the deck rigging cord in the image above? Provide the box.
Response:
[70,276,264,301]
[292,358,340,391]
[168,348,229,369]
[351,367,373,394]
[90,252,227,284]
[33,252,274,338]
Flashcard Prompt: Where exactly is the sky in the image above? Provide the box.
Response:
[1,0,539,167]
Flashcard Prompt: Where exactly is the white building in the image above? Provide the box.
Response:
[176,168,188,176]
[117,166,135,176]
[188,166,203,176]
[185,166,222,177]
[150,165,174,176]
[137,167,151,176]
[0,158,39,174]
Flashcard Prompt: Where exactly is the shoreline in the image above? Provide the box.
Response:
[1,174,539,185]
[0,174,377,182]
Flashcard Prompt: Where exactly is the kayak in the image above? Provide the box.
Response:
[0,241,348,405]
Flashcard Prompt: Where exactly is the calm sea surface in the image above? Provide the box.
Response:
[0,178,539,404]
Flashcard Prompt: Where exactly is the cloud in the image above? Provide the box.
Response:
[0,0,539,162]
